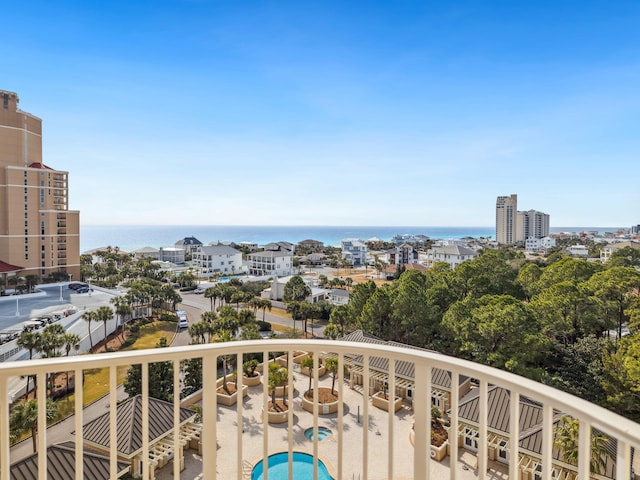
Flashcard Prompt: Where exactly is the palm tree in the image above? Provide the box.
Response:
[10,399,58,453]
[238,308,256,326]
[204,286,219,311]
[95,306,114,348]
[188,321,213,344]
[253,298,272,321]
[216,330,235,395]
[17,331,42,397]
[111,296,133,339]
[325,357,339,395]
[8,275,24,293]
[24,274,39,293]
[554,416,611,475]
[267,362,288,410]
[201,310,217,324]
[301,356,314,395]
[82,310,97,351]
[62,333,81,393]
[39,324,65,397]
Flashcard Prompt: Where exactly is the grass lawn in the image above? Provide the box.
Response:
[55,320,178,418]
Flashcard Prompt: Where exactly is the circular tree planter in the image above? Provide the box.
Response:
[301,387,339,415]
[243,372,262,387]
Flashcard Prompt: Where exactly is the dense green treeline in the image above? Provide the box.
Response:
[328,249,640,421]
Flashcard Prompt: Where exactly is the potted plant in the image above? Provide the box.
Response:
[242,359,261,386]
[372,382,402,412]
[215,331,248,406]
[299,354,326,378]
[409,407,449,461]
[263,363,289,423]
[300,356,339,415]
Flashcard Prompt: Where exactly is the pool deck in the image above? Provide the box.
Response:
[156,368,509,480]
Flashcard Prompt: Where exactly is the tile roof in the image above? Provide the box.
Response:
[27,162,54,170]
[0,260,23,273]
[81,395,196,457]
[9,443,129,480]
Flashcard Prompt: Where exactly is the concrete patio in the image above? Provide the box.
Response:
[156,366,509,480]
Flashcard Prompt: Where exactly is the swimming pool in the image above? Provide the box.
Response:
[304,426,333,442]
[251,452,333,480]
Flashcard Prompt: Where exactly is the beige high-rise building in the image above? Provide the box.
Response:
[495,194,517,244]
[0,90,80,282]
[516,209,550,242]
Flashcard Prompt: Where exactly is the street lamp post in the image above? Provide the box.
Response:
[59,283,64,302]
[15,296,19,316]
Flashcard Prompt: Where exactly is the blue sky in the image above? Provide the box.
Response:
[2,0,639,227]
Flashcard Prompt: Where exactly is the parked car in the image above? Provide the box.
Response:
[68,282,88,290]
[76,286,93,294]
[177,310,189,329]
[193,288,205,294]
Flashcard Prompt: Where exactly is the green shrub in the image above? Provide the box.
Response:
[257,320,271,331]
[160,312,178,323]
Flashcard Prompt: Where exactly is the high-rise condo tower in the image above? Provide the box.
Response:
[0,90,80,282]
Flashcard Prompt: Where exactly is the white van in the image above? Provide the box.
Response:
[176,310,188,329]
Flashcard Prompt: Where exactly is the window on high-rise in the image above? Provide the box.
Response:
[3,93,8,109]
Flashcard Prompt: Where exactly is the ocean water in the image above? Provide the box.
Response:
[80,225,496,252]
[80,225,621,253]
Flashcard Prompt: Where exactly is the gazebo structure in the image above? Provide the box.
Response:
[81,395,202,479]
[8,442,130,479]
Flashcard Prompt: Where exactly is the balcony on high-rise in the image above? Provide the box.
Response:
[1,340,639,480]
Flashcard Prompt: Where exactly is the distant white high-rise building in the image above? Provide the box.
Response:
[495,194,517,244]
[517,209,550,242]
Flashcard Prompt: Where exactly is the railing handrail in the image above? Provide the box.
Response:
[2,338,639,448]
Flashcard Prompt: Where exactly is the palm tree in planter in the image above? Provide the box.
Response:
[216,330,235,395]
[268,362,288,412]
[301,356,315,395]
[430,406,448,446]
[300,356,338,414]
[242,359,261,386]
[325,357,339,395]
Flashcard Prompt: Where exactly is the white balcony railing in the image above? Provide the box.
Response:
[1,339,640,480]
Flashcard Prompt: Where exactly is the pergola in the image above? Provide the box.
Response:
[456,424,579,480]
[146,422,202,469]
[518,455,577,480]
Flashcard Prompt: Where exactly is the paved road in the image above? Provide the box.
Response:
[178,292,327,337]
[8,287,325,463]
